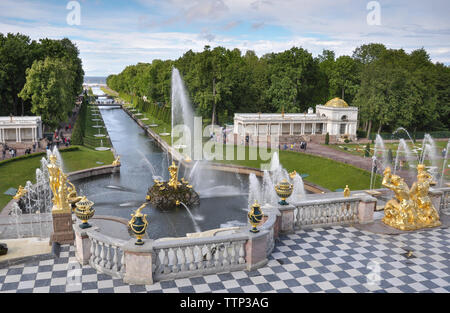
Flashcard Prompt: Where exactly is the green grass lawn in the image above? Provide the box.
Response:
[211,145,382,192]
[84,106,112,149]
[0,146,114,212]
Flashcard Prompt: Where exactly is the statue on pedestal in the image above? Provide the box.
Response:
[382,165,441,231]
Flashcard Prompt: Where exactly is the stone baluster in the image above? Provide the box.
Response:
[100,242,107,267]
[105,244,112,269]
[171,248,179,273]
[186,246,196,271]
[179,247,187,272]
[214,244,221,267]
[196,246,204,270]
[230,242,237,265]
[205,245,212,268]
[120,251,125,274]
[90,238,96,264]
[94,239,101,264]
[238,242,245,264]
[163,249,170,274]
[112,246,119,272]
[222,243,229,267]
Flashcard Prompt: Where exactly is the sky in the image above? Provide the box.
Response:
[1,0,449,76]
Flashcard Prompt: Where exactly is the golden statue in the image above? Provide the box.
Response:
[13,185,27,200]
[168,161,181,189]
[289,170,297,179]
[343,185,350,197]
[409,164,441,228]
[47,154,71,213]
[381,166,441,231]
[67,181,83,208]
[112,155,121,166]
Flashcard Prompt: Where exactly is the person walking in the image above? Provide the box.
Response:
[443,148,447,159]
[2,148,5,160]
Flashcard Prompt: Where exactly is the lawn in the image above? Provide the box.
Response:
[0,146,114,211]
[83,105,112,149]
[212,145,382,192]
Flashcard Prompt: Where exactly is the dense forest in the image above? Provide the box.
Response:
[107,43,450,135]
[0,33,84,128]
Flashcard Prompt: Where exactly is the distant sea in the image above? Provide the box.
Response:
[84,76,107,84]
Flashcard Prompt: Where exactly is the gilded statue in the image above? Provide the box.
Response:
[382,165,441,231]
[168,161,181,189]
[13,185,27,200]
[67,181,83,207]
[409,164,441,228]
[47,154,71,213]
[112,155,121,166]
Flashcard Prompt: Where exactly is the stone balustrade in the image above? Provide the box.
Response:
[152,233,248,281]
[72,186,450,284]
[73,206,281,285]
[438,187,450,214]
[74,224,126,279]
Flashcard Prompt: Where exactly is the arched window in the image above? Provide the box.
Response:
[341,115,348,121]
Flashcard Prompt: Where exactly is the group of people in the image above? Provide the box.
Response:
[282,141,308,151]
[2,145,15,159]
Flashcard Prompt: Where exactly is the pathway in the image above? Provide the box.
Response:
[1,225,449,293]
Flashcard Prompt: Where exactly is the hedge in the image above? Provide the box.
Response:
[0,146,80,167]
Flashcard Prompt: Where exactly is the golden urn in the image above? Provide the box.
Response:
[275,179,293,205]
[75,197,95,229]
[248,200,263,233]
[128,203,149,245]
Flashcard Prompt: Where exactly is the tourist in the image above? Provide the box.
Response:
[304,142,307,151]
[2,148,5,160]
[32,142,36,152]
[290,144,294,150]
[443,148,447,158]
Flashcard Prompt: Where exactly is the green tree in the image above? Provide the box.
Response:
[328,56,360,103]
[19,57,75,129]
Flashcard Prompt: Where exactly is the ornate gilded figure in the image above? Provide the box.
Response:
[47,154,71,213]
[382,165,441,230]
[13,185,27,200]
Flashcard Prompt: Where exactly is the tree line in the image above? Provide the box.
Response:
[107,43,449,135]
[0,33,84,129]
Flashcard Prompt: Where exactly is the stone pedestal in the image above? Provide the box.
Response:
[123,240,154,285]
[245,231,268,271]
[357,196,377,224]
[278,204,295,233]
[73,225,98,265]
[50,212,74,245]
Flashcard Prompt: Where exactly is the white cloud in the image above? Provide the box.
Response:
[1,0,449,75]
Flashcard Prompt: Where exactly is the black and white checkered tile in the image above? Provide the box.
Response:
[1,226,449,293]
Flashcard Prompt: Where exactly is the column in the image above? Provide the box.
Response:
[18,127,22,142]
[0,127,2,143]
[301,123,305,135]
[312,123,316,135]
[123,240,154,285]
[290,123,293,135]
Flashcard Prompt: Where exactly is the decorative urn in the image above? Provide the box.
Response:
[128,203,148,245]
[275,179,293,205]
[248,200,263,233]
[75,197,95,229]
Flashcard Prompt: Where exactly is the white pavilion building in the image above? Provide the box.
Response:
[0,115,43,143]
[233,98,358,145]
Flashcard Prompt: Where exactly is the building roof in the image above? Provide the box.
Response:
[324,97,349,108]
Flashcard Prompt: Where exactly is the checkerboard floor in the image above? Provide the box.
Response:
[1,225,449,293]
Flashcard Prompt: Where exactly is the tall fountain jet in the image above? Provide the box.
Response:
[171,67,195,155]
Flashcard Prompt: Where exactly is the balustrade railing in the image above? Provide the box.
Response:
[440,187,450,214]
[87,230,126,279]
[152,233,248,281]
[294,197,360,228]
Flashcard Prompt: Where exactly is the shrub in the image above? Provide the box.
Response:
[365,143,371,157]
[325,132,330,145]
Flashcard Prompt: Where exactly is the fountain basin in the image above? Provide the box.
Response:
[95,147,110,151]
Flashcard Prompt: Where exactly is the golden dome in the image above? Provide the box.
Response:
[324,97,349,108]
